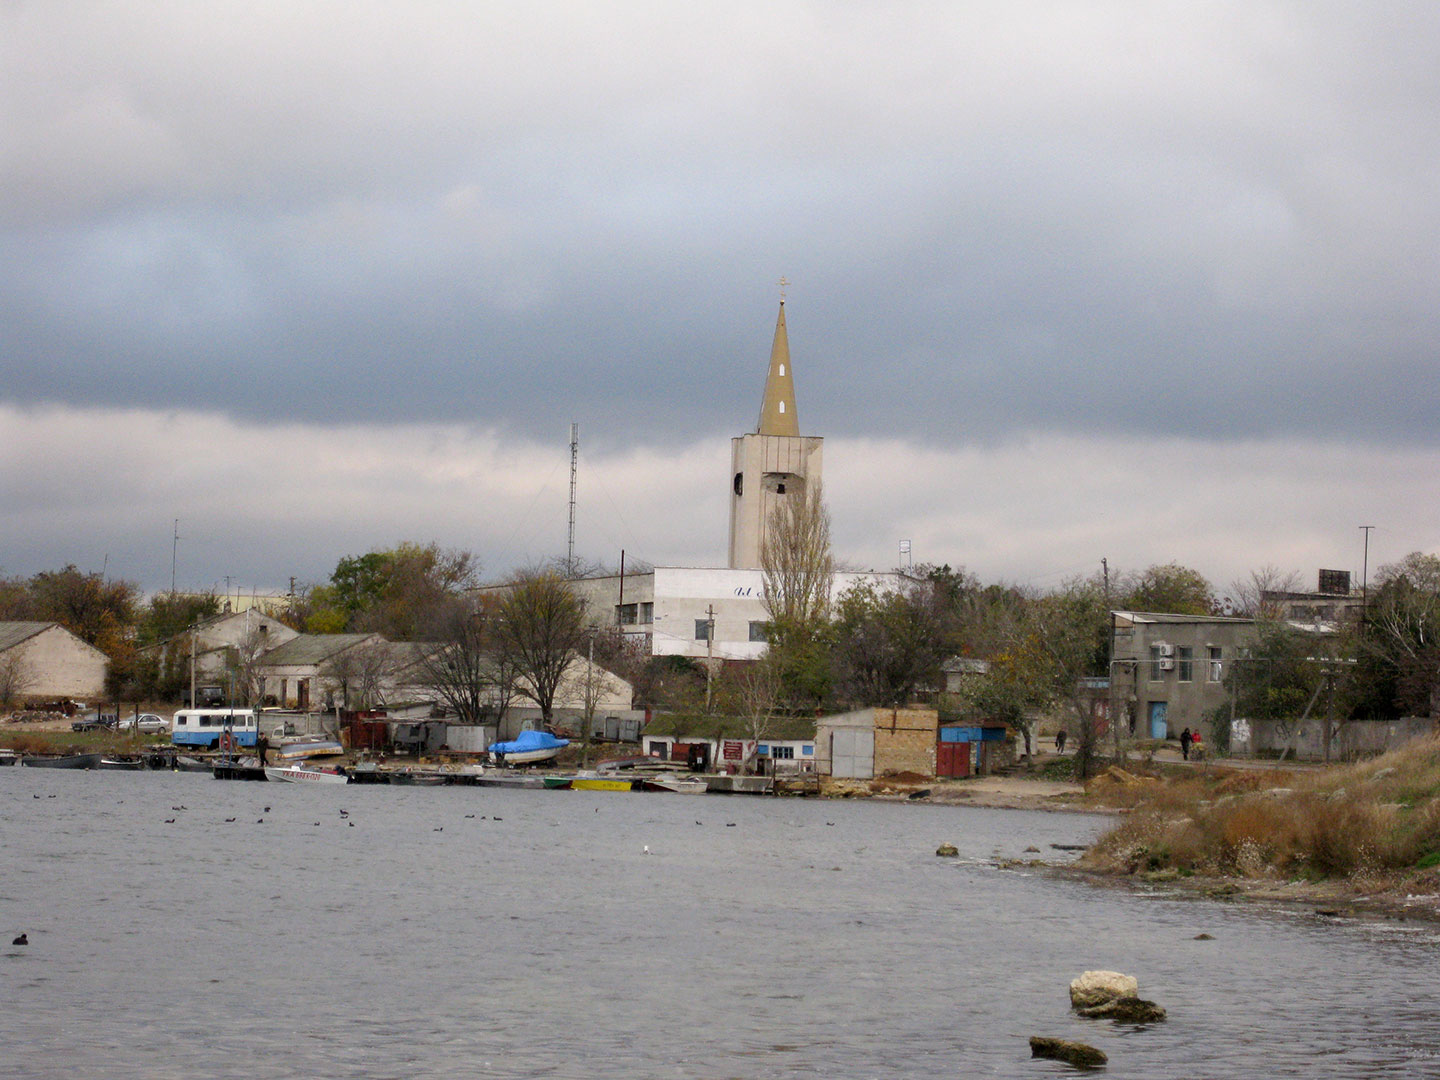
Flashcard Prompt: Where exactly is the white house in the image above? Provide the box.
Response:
[0,622,109,703]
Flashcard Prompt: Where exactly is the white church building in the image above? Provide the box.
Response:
[567,301,899,661]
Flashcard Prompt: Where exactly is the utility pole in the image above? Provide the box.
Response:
[567,422,579,577]
[1359,525,1375,622]
[171,519,180,594]
[704,605,716,712]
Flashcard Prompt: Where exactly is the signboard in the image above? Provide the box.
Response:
[1318,569,1351,595]
[722,740,744,761]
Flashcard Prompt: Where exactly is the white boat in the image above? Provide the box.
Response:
[270,735,345,760]
[645,777,709,795]
[264,764,350,785]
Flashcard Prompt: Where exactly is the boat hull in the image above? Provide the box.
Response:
[264,766,350,784]
[21,753,103,769]
[571,777,637,792]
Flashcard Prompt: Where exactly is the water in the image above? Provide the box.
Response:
[2,769,1439,1079]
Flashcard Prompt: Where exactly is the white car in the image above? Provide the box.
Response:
[117,713,169,734]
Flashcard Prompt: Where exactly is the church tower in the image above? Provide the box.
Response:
[727,300,824,570]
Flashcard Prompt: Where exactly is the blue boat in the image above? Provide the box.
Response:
[488,730,570,765]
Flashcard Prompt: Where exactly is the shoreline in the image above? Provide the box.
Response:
[1043,860,1440,926]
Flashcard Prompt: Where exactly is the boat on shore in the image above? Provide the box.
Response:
[0,749,19,766]
[21,752,103,769]
[475,772,547,789]
[642,777,709,795]
[270,736,345,761]
[571,776,638,792]
[488,730,569,766]
[542,775,573,789]
[264,764,350,785]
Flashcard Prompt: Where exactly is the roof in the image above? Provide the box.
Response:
[644,712,817,741]
[757,301,800,437]
[257,633,379,666]
[0,622,54,652]
[1112,610,1253,626]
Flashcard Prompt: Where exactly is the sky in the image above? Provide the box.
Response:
[4,2,1439,600]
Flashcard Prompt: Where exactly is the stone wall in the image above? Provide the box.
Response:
[873,707,939,777]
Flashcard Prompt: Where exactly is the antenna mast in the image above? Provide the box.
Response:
[567,422,579,576]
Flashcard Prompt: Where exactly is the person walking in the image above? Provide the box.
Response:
[1190,730,1204,761]
[1055,728,1067,754]
[1179,727,1193,761]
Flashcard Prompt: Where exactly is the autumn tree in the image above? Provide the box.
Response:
[20,564,138,654]
[761,480,835,710]
[492,570,589,726]
[303,542,480,639]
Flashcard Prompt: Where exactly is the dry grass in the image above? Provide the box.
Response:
[1084,735,1440,883]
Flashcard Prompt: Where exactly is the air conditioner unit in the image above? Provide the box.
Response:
[1160,659,1175,671]
[1156,643,1174,656]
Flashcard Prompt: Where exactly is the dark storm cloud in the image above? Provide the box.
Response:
[5,2,1440,452]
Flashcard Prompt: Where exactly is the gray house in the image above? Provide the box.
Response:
[1110,610,1254,743]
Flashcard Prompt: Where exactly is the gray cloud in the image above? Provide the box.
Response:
[4,4,1439,589]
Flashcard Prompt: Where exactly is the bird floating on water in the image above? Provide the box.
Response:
[12,933,27,946]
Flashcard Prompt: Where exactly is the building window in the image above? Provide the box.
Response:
[616,603,637,625]
[770,745,795,759]
[748,620,769,642]
[639,602,654,625]
[778,400,786,413]
[695,618,713,642]
[801,745,813,755]
[1208,646,1223,682]
[1149,645,1165,681]
[779,364,785,375]
[1176,646,1193,683]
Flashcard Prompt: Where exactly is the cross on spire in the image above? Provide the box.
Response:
[777,276,789,303]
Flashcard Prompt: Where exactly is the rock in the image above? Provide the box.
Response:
[1069,970,1138,1009]
[1369,767,1397,783]
[1024,845,1041,853]
[1076,997,1167,1023]
[1193,932,1214,940]
[908,788,932,800]
[935,843,959,857]
[1030,1036,1108,1069]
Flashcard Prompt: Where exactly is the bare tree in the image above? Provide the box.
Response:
[761,480,834,628]
[227,628,272,706]
[0,650,34,708]
[492,570,589,726]
[320,643,394,711]
[761,480,835,709]
[415,599,517,726]
[1227,565,1303,618]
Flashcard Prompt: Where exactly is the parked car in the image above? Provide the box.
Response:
[116,714,168,734]
[71,715,114,732]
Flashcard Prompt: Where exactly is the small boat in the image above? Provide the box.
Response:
[475,772,547,789]
[488,730,569,766]
[542,775,573,789]
[642,777,709,795]
[173,754,214,772]
[99,756,145,771]
[264,764,350,785]
[21,752,103,769]
[0,749,19,766]
[388,770,449,786]
[571,776,637,792]
[270,736,346,760]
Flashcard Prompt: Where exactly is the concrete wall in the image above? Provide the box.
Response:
[1231,715,1437,760]
[7,625,108,700]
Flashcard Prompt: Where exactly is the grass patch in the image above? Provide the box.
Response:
[1082,735,1440,884]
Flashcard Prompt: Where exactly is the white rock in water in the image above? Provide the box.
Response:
[1069,970,1139,1008]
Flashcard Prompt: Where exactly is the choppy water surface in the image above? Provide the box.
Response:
[2,769,1438,1079]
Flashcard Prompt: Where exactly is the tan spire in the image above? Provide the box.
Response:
[757,302,800,436]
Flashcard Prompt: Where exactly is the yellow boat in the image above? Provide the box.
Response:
[570,777,636,792]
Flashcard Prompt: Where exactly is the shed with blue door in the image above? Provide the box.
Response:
[937,724,1008,777]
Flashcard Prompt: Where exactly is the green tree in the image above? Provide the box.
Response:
[832,578,946,707]
[1121,563,1216,616]
[1350,552,1440,719]
[311,542,480,638]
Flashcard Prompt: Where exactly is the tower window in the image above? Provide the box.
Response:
[779,364,785,376]
[778,400,786,413]
[733,472,743,496]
